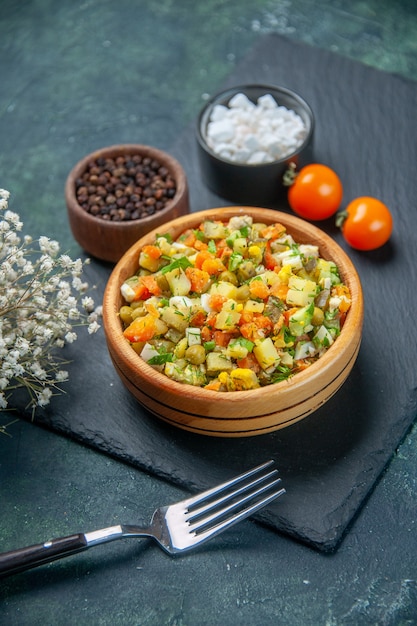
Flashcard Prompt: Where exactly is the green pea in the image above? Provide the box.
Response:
[119,305,133,325]
[185,344,206,365]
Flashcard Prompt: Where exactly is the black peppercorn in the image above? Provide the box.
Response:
[74,154,177,221]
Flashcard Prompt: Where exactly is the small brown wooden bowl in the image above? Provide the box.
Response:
[65,144,190,263]
[102,207,363,437]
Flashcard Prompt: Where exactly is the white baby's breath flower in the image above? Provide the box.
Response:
[30,361,47,379]
[0,187,101,423]
[5,210,23,231]
[39,236,60,257]
[64,331,77,344]
[82,296,95,312]
[55,370,69,382]
[37,387,52,407]
[88,320,100,334]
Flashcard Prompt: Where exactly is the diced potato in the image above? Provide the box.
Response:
[160,306,189,332]
[226,341,249,360]
[138,251,161,273]
[233,237,248,255]
[210,281,238,301]
[203,220,229,239]
[262,270,280,286]
[155,236,173,256]
[165,327,185,343]
[153,317,169,335]
[253,338,280,370]
[164,268,191,296]
[206,352,233,374]
[215,309,241,331]
[174,336,188,358]
[286,276,317,307]
[244,300,265,313]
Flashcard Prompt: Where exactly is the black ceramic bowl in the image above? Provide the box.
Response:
[196,84,314,206]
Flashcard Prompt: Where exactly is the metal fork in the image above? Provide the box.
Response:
[0,460,285,577]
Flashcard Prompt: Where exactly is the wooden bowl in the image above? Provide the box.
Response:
[102,207,363,437]
[65,144,190,263]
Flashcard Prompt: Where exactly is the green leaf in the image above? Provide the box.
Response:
[272,365,293,382]
[230,337,254,352]
[228,252,243,272]
[161,256,193,274]
[148,353,174,365]
[208,239,217,254]
[156,232,173,243]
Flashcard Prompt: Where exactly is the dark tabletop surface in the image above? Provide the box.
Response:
[1,2,417,625]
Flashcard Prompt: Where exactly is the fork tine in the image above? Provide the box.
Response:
[184,460,276,510]
[184,482,285,548]
[188,475,284,533]
[186,469,280,523]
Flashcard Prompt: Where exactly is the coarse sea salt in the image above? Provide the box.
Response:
[205,92,307,164]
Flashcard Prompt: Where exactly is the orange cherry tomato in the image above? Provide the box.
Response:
[287,164,343,220]
[339,196,393,251]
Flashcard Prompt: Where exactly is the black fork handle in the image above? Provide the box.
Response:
[0,534,88,577]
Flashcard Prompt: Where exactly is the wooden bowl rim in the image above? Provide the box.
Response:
[103,206,363,406]
[64,143,189,232]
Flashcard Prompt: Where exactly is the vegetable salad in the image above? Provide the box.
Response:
[119,215,351,391]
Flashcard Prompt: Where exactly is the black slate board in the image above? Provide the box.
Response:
[17,34,417,551]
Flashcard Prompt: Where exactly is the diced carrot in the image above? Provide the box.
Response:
[238,310,254,325]
[240,323,258,342]
[208,294,227,312]
[179,230,197,247]
[201,257,226,275]
[190,310,207,327]
[204,380,222,391]
[201,326,213,342]
[332,285,351,313]
[205,312,218,329]
[236,353,261,374]
[260,223,286,240]
[264,242,278,270]
[294,359,312,371]
[123,315,157,342]
[185,267,210,293]
[240,315,273,341]
[249,279,270,300]
[132,275,162,301]
[270,282,289,300]
[195,250,213,269]
[213,330,236,348]
[194,239,208,251]
[216,239,231,256]
[142,245,162,259]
